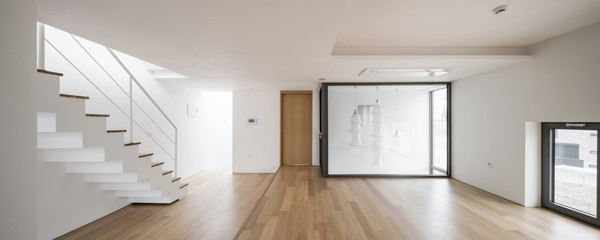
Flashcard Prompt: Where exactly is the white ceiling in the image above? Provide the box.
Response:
[37,0,600,89]
[335,0,600,48]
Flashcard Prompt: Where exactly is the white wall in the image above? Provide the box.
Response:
[452,22,600,206]
[232,86,320,173]
[233,90,281,173]
[0,0,37,239]
[524,122,541,207]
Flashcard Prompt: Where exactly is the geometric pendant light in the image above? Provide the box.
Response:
[370,87,384,166]
[349,86,362,146]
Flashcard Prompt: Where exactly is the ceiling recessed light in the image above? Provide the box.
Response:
[492,5,508,15]
[358,68,449,78]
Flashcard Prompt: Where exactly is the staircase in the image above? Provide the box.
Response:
[36,69,188,204]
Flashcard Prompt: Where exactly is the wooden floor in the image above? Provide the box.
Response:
[57,171,275,240]
[59,166,600,240]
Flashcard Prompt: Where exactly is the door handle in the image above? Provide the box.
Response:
[318,132,323,139]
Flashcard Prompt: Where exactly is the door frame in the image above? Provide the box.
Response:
[541,122,600,227]
[280,90,313,166]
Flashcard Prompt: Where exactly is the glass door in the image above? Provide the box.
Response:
[542,123,600,226]
[430,88,448,175]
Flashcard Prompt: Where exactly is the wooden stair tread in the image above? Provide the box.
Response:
[162,170,173,176]
[139,153,153,158]
[59,93,90,100]
[171,177,181,183]
[151,162,164,167]
[37,69,63,76]
[180,183,189,189]
[86,113,110,117]
[107,130,127,133]
[124,142,141,146]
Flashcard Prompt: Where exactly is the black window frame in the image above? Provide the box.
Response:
[318,82,451,178]
[541,122,600,227]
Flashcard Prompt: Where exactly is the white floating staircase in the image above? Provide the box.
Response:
[36,69,188,204]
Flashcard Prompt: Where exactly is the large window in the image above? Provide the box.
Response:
[542,123,600,226]
[319,83,450,177]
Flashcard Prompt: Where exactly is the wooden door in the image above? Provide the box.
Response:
[281,91,312,165]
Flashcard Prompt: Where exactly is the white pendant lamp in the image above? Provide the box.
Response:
[349,86,362,146]
[371,87,384,166]
[391,88,400,151]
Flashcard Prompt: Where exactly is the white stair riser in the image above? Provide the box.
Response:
[128,194,178,204]
[68,161,124,173]
[128,185,187,204]
[41,140,138,163]
[38,128,107,149]
[67,153,147,173]
[147,166,169,192]
[38,112,57,133]
[38,99,85,116]
[38,132,82,149]
[37,75,86,118]
[58,115,107,135]
[105,133,127,150]
[36,74,60,106]
[160,174,176,195]
[86,173,139,183]
[37,100,86,126]
[43,146,105,162]
[101,182,152,191]
[116,189,163,198]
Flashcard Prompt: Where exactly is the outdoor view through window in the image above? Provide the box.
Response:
[554,129,598,215]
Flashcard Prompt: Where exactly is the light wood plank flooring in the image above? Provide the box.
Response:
[59,166,600,239]
[57,171,274,240]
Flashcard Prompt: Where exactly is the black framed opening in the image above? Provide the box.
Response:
[319,82,451,178]
[542,122,600,227]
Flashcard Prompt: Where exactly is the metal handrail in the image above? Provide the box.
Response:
[106,48,178,177]
[106,49,177,131]
[44,32,178,177]
[70,35,176,144]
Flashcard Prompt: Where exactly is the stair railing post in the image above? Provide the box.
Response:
[174,129,178,178]
[129,77,133,143]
